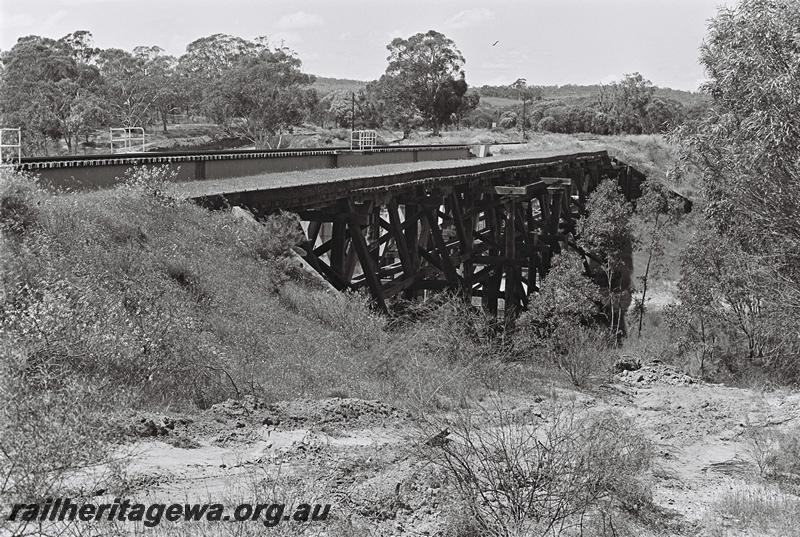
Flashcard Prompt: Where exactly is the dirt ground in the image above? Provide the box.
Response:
[94,363,800,536]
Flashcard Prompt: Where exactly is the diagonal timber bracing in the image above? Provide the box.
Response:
[190,150,677,319]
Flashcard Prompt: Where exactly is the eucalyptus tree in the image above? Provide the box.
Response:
[0,32,104,154]
[670,0,800,379]
[379,30,471,135]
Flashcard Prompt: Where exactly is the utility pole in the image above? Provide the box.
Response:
[351,92,355,134]
[521,98,527,141]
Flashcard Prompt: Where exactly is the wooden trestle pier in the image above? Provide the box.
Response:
[191,150,650,321]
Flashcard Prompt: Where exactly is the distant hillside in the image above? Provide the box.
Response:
[539,84,708,108]
[311,76,367,95]
[309,77,708,110]
[475,83,707,109]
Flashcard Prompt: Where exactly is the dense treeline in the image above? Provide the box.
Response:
[0,32,320,154]
[0,30,480,154]
[0,29,701,156]
[467,73,700,135]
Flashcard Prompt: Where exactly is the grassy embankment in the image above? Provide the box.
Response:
[0,136,697,534]
[0,132,694,417]
[0,165,539,492]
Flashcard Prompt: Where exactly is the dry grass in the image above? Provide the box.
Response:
[1,168,551,515]
[742,425,800,482]
[709,484,800,536]
[1,131,692,533]
[420,400,654,537]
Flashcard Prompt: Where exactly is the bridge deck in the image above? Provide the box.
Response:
[181,149,613,212]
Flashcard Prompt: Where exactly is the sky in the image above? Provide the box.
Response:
[0,0,733,91]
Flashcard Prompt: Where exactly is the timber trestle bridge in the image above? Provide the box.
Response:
[185,149,648,322]
[24,143,657,321]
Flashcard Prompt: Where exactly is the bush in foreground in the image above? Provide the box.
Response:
[422,402,653,537]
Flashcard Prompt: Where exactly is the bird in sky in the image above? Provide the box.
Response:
[491,40,500,46]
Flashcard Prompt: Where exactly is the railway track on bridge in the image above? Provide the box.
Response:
[15,143,491,191]
[15,142,678,324]
[17,143,481,167]
[185,149,648,323]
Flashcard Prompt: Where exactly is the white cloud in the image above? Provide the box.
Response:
[599,73,622,84]
[386,28,406,41]
[0,13,36,30]
[271,31,303,48]
[479,49,530,73]
[58,0,131,6]
[275,11,324,30]
[444,8,495,30]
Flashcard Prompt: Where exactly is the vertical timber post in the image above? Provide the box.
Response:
[403,202,420,299]
[482,200,502,317]
[331,220,348,279]
[548,185,563,255]
[345,199,387,312]
[504,199,518,325]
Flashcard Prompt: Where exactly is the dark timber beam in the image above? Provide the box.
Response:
[274,151,648,325]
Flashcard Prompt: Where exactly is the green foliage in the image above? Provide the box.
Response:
[519,73,688,136]
[0,32,104,154]
[1,32,319,154]
[600,73,657,134]
[665,227,798,382]
[743,425,800,480]
[379,30,470,134]
[671,0,800,384]
[278,284,386,351]
[516,253,612,387]
[118,164,182,204]
[517,252,601,343]
[316,90,353,128]
[373,298,512,411]
[365,75,424,135]
[97,46,176,129]
[0,172,122,525]
[0,165,528,419]
[2,168,356,410]
[0,170,40,238]
[200,44,315,147]
[632,181,684,337]
[253,211,305,260]
[579,181,637,337]
[497,111,517,129]
[478,79,542,101]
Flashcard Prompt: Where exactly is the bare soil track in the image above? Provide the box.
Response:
[102,365,800,536]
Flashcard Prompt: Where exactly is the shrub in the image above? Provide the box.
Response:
[118,164,182,205]
[278,283,385,350]
[0,354,119,498]
[516,253,615,388]
[743,425,800,481]
[422,402,653,537]
[373,297,514,411]
[516,252,602,344]
[665,229,800,384]
[578,181,637,338]
[547,325,615,388]
[672,0,800,386]
[254,211,305,260]
[0,169,40,238]
[0,175,124,532]
[711,485,800,536]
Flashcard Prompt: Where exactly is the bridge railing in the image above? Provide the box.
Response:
[350,130,377,151]
[0,128,21,166]
[110,127,145,154]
